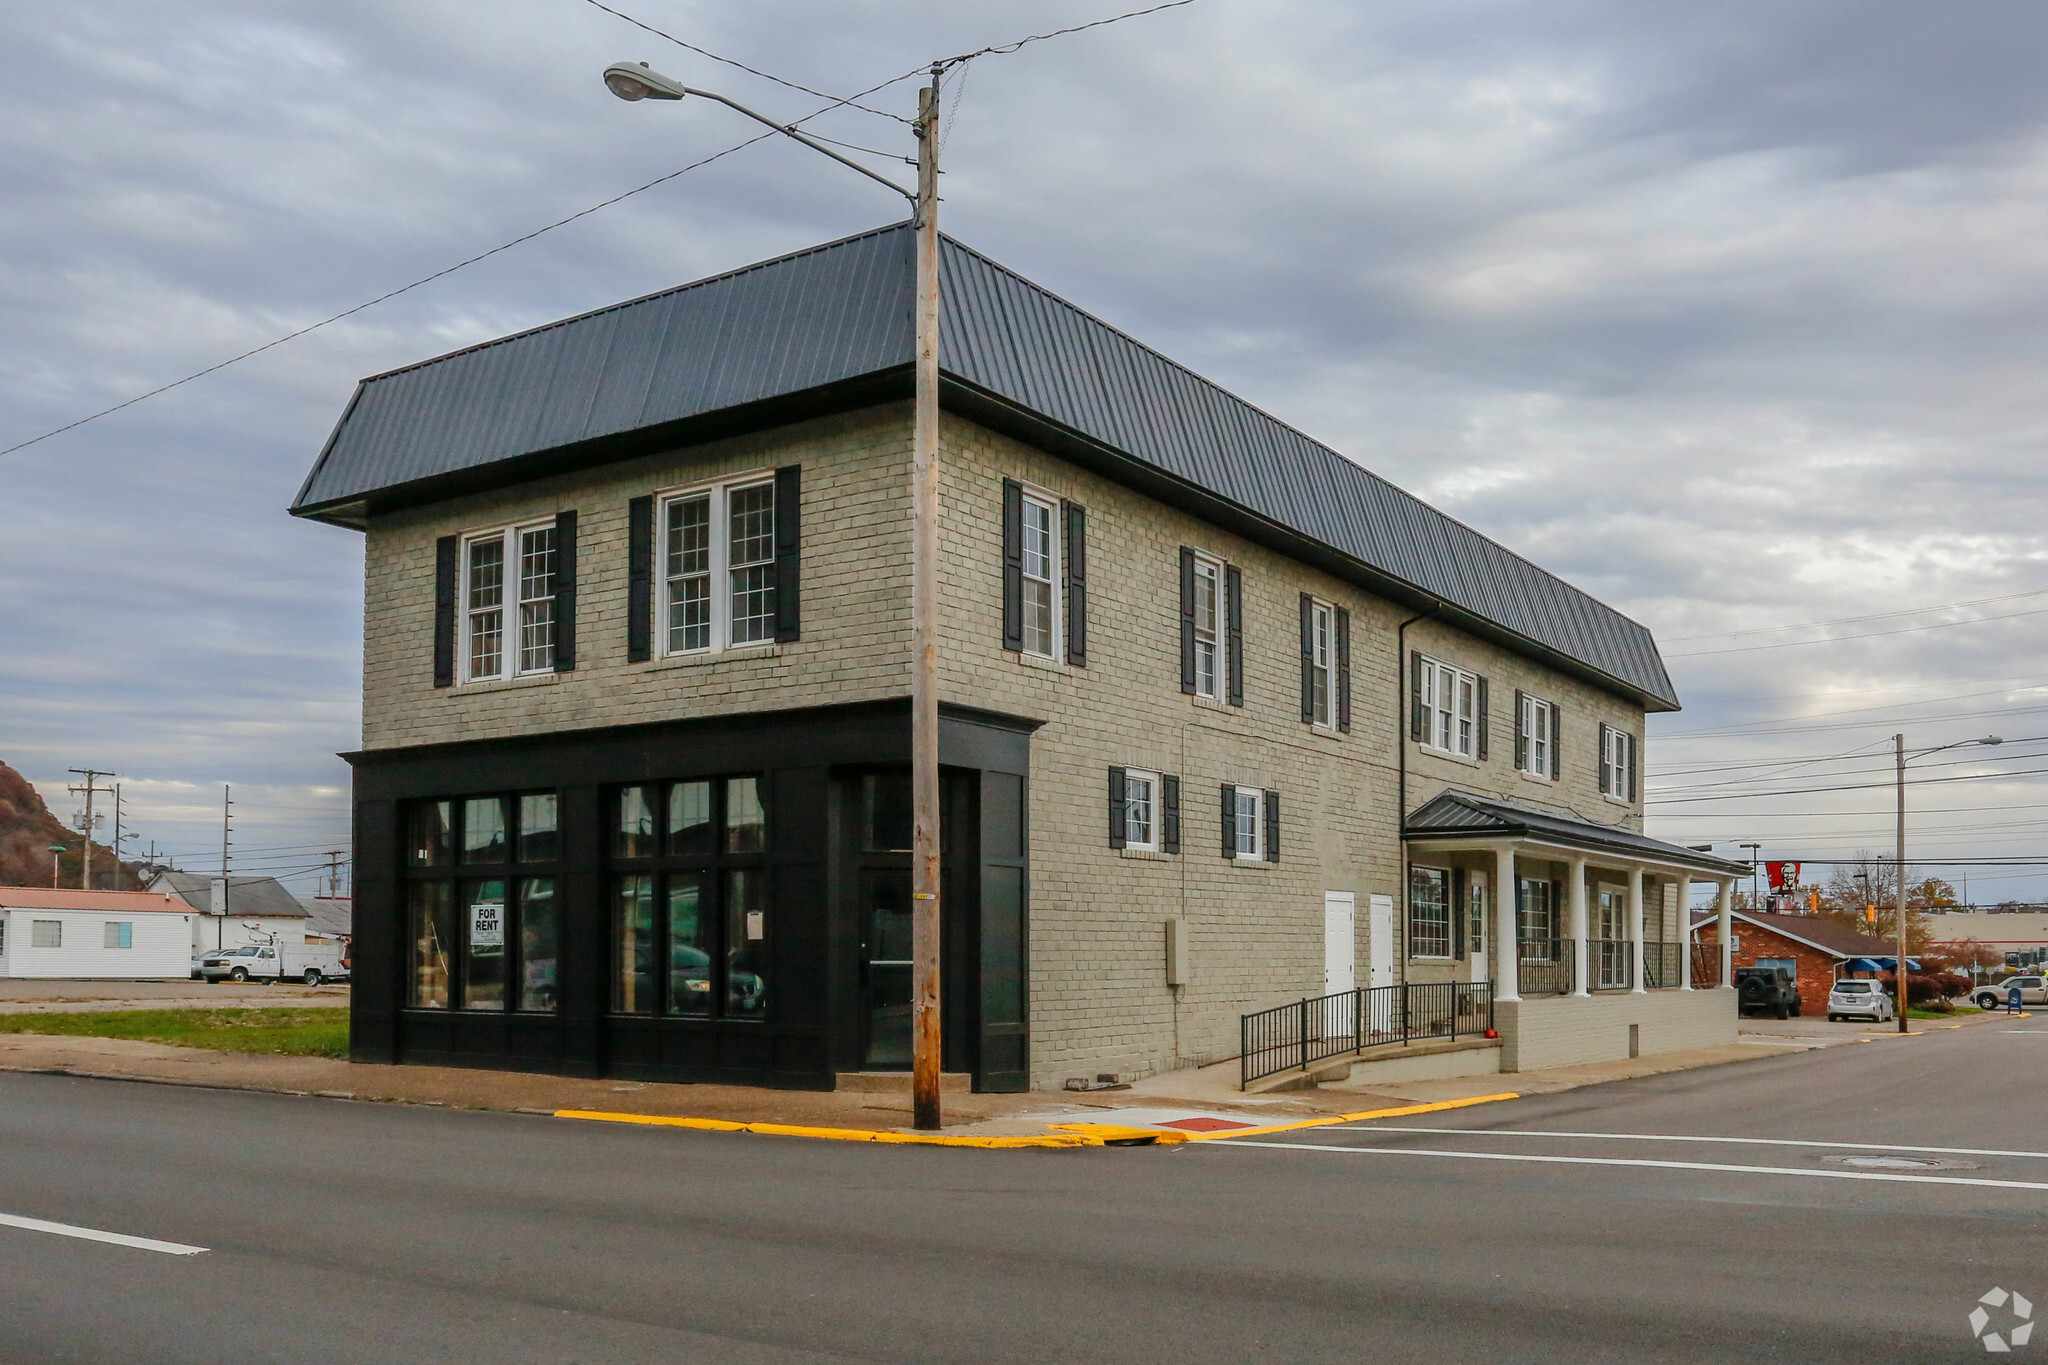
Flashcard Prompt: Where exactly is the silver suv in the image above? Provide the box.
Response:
[1826,979,1893,1023]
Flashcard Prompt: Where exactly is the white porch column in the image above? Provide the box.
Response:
[1716,879,1734,988]
[1678,875,1695,990]
[1568,856,1589,997]
[1628,864,1647,994]
[1494,845,1520,1003]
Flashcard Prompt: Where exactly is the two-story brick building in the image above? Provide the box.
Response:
[292,222,1748,1092]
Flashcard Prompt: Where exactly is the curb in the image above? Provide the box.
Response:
[553,1091,1521,1148]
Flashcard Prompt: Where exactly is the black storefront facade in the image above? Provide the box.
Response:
[346,699,1034,1092]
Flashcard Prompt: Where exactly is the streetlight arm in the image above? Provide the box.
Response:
[678,86,916,203]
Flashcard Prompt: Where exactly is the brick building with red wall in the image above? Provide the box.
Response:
[1691,910,1887,1017]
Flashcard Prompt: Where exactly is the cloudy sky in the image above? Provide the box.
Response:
[6,0,2048,901]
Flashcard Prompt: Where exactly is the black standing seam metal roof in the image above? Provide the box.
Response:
[1405,790,1749,875]
[292,221,1680,710]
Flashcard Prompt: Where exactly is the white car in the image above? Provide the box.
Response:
[1826,979,1894,1023]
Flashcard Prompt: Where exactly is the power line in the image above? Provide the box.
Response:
[936,0,1201,66]
[1649,764,2048,806]
[1663,589,2048,643]
[1649,739,2048,796]
[1665,605,2048,659]
[1654,697,2048,742]
[578,0,912,124]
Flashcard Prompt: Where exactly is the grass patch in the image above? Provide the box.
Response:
[0,1008,348,1059]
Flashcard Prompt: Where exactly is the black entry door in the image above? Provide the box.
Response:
[858,869,915,1069]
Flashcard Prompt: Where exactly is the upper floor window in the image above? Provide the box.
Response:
[1600,724,1639,802]
[1518,693,1555,779]
[1418,655,1478,758]
[1019,491,1060,659]
[463,523,557,681]
[663,475,777,656]
[1308,599,1335,727]
[1191,554,1221,699]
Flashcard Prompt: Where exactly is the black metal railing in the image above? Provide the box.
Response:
[1643,941,1684,989]
[1691,942,1723,988]
[1517,938,1574,996]
[1241,981,1496,1088]
[1589,938,1633,991]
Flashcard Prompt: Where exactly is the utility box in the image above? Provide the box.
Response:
[1165,919,1190,986]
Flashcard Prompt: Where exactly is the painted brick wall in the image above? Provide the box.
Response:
[1496,987,1735,1072]
[360,407,915,750]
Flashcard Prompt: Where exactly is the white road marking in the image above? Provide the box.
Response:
[0,1212,207,1255]
[1207,1141,2048,1190]
[1343,1127,2048,1161]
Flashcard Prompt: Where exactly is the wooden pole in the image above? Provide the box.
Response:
[910,73,944,1131]
[1896,734,1909,1034]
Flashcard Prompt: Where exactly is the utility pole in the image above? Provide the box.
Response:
[111,782,125,890]
[219,784,233,950]
[324,849,348,899]
[1896,734,1910,1035]
[909,67,945,1133]
[66,768,115,890]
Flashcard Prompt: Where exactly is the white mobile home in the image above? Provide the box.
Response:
[0,889,195,980]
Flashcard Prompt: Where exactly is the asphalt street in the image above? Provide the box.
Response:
[1,1018,2043,1363]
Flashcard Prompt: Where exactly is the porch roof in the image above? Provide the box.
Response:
[1404,790,1750,877]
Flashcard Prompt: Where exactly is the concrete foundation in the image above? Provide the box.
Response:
[1495,987,1736,1073]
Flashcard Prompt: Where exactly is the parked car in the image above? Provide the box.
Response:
[1972,975,2047,1011]
[1734,966,1801,1019]
[1826,979,1894,1023]
[199,943,349,985]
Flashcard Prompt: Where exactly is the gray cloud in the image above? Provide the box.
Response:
[5,0,2048,896]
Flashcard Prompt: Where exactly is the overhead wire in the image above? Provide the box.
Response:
[1663,588,2048,643]
[935,0,1201,66]
[1664,605,2048,659]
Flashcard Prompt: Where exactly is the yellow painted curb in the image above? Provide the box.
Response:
[1184,1091,1519,1141]
[552,1111,1186,1148]
[554,1090,1519,1150]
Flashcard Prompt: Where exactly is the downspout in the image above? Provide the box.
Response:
[1394,602,1440,989]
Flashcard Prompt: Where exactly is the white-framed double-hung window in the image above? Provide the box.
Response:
[463,523,558,681]
[1019,490,1061,660]
[661,474,777,656]
[1191,554,1222,699]
[1600,724,1639,802]
[1123,769,1158,853]
[1518,693,1555,778]
[1308,599,1336,727]
[1418,656,1479,758]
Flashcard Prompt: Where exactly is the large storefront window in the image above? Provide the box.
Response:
[403,793,560,1012]
[1408,866,1451,959]
[610,777,770,1020]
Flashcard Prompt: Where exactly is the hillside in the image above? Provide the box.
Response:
[0,760,142,889]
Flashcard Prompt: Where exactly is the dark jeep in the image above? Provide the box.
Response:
[1734,966,1801,1020]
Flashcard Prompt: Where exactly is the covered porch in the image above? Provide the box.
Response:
[1404,791,1752,1071]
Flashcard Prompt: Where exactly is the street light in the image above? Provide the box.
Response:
[1892,734,2001,1034]
[604,60,951,1130]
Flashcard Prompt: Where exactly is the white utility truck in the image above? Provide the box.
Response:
[198,942,348,985]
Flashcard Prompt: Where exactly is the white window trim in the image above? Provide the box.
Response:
[656,470,779,660]
[1601,725,1639,803]
[1123,769,1160,854]
[1017,486,1063,663]
[1408,864,1452,960]
[1418,655,1478,759]
[458,520,559,685]
[1519,693,1554,780]
[1190,552,1223,700]
[1231,786,1264,862]
[1309,598,1338,730]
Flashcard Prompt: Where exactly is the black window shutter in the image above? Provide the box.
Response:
[1264,789,1280,863]
[1626,733,1638,802]
[1551,707,1562,781]
[1452,866,1467,960]
[1476,676,1489,760]
[1336,608,1351,732]
[552,511,578,672]
[774,465,801,643]
[432,535,457,688]
[1162,775,1181,855]
[1001,479,1023,651]
[1108,766,1127,849]
[1514,689,1528,770]
[1410,651,1426,742]
[1299,595,1315,723]
[1225,566,1244,706]
[1063,501,1086,667]
[1179,548,1196,695]
[1220,783,1236,858]
[627,496,654,663]
[1599,722,1613,795]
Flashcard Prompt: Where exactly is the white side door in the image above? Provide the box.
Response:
[1324,892,1356,997]
[1367,893,1395,990]
[1467,871,1489,985]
